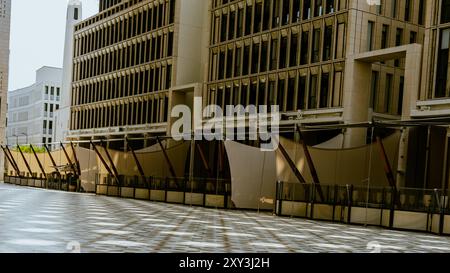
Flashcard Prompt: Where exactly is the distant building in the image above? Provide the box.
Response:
[7,66,62,147]
[0,0,11,179]
[68,0,208,149]
[54,0,83,144]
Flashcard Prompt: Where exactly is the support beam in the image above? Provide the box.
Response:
[30,145,46,179]
[125,138,146,181]
[70,142,82,176]
[17,145,33,177]
[196,143,213,177]
[376,136,397,191]
[1,146,21,177]
[61,142,77,175]
[277,142,308,185]
[297,126,325,201]
[5,146,20,175]
[100,140,121,184]
[44,144,61,175]
[156,137,177,178]
[91,140,120,185]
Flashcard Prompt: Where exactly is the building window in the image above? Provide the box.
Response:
[323,25,333,61]
[297,76,306,110]
[277,78,285,111]
[228,10,235,40]
[367,21,375,51]
[279,36,288,69]
[260,41,268,72]
[404,0,412,22]
[390,0,397,18]
[303,0,311,20]
[436,28,450,98]
[74,8,79,20]
[410,31,417,44]
[370,71,379,110]
[385,74,393,113]
[300,30,309,65]
[443,0,450,23]
[245,4,252,35]
[398,76,404,115]
[290,33,299,67]
[292,0,300,23]
[243,45,250,75]
[309,74,318,109]
[314,0,323,17]
[254,2,262,33]
[272,0,280,28]
[251,43,260,74]
[381,24,389,49]
[262,0,270,31]
[281,0,290,25]
[320,72,329,108]
[270,38,278,70]
[311,28,321,63]
[418,0,425,25]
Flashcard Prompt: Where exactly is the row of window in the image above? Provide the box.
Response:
[207,64,344,112]
[75,0,175,57]
[73,64,172,106]
[211,0,347,45]
[209,21,346,81]
[71,95,169,130]
[44,86,61,102]
[370,71,405,116]
[73,31,174,82]
[377,0,425,25]
[99,0,124,12]
[367,21,419,52]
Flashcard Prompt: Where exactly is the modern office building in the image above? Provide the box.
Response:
[7,66,62,147]
[54,0,83,144]
[59,0,450,205]
[68,0,209,149]
[0,0,11,179]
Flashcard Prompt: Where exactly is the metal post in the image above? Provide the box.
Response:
[1,145,21,177]
[296,125,325,202]
[91,141,120,185]
[100,140,121,185]
[17,145,33,177]
[126,138,146,183]
[30,145,46,179]
[61,142,77,175]
[70,142,82,176]
[156,136,177,178]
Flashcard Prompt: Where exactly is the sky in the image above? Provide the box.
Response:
[8,0,99,91]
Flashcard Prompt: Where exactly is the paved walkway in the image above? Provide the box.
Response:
[0,183,449,253]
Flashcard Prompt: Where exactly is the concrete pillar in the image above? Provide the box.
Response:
[342,57,372,148]
[396,44,422,187]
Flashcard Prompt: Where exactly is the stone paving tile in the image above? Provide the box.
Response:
[1,183,450,253]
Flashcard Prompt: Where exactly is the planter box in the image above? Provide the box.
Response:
[167,192,184,204]
[135,188,150,200]
[150,190,165,202]
[205,194,225,208]
[184,193,204,206]
[120,187,135,198]
[96,185,108,195]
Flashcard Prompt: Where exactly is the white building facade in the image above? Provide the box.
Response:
[54,0,82,144]
[7,66,62,147]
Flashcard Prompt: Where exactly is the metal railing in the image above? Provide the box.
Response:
[97,174,231,196]
[277,182,445,214]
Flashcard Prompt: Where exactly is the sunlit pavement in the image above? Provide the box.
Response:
[0,183,450,253]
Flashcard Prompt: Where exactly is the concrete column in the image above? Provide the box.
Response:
[342,57,372,148]
[396,44,422,187]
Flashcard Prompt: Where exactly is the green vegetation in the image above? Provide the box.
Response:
[12,145,46,154]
